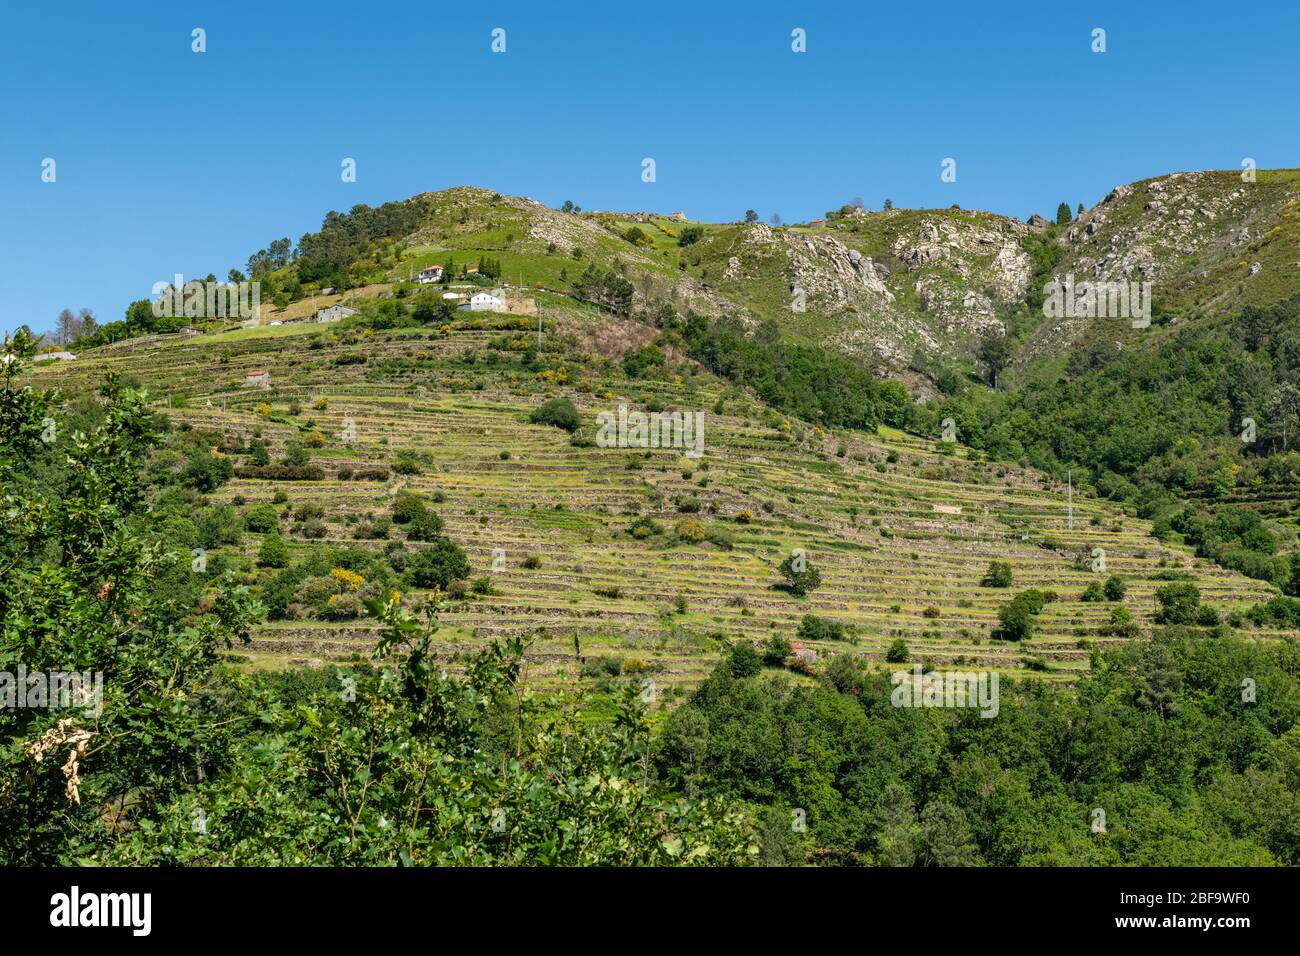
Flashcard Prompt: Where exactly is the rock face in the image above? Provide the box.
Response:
[710,210,1038,374]
[889,216,1031,336]
[1027,213,1050,231]
[735,222,897,307]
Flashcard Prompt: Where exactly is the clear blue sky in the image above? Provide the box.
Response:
[1,0,1294,336]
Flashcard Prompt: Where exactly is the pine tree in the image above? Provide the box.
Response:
[1056,202,1072,225]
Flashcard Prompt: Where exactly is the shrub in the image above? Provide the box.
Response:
[522,553,543,569]
[1081,581,1106,602]
[404,537,471,590]
[761,635,792,666]
[244,504,280,534]
[283,443,311,468]
[798,614,846,643]
[257,534,290,569]
[581,656,624,680]
[358,518,392,540]
[885,638,910,663]
[1154,582,1202,625]
[1101,605,1139,637]
[705,526,734,550]
[1104,575,1127,601]
[628,516,663,540]
[728,642,763,678]
[528,397,580,432]
[675,518,707,543]
[183,449,234,493]
[197,505,243,549]
[324,592,362,620]
[392,455,424,476]
[392,493,428,524]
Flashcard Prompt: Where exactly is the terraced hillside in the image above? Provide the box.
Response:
[31,308,1287,697]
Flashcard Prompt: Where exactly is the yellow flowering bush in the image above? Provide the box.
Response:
[330,567,365,592]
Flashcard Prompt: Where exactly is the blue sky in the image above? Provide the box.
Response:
[1,0,1295,336]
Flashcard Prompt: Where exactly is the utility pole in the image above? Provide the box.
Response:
[1067,469,1073,530]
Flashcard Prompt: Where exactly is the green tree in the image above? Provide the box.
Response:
[1056,202,1073,225]
[981,560,1013,588]
[1154,583,1201,624]
[778,553,822,596]
[997,589,1044,640]
[182,448,234,492]
[406,537,471,590]
[977,330,1014,387]
[258,533,290,569]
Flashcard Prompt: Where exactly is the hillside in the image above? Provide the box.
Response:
[177,169,1292,394]
[1026,168,1300,363]
[30,305,1286,694]
[27,168,1300,694]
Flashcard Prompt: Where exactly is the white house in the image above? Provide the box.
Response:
[467,290,504,312]
[441,292,464,301]
[416,265,444,284]
[316,305,358,324]
[40,351,77,362]
[245,370,270,388]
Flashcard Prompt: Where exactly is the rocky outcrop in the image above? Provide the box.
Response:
[735,222,896,307]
